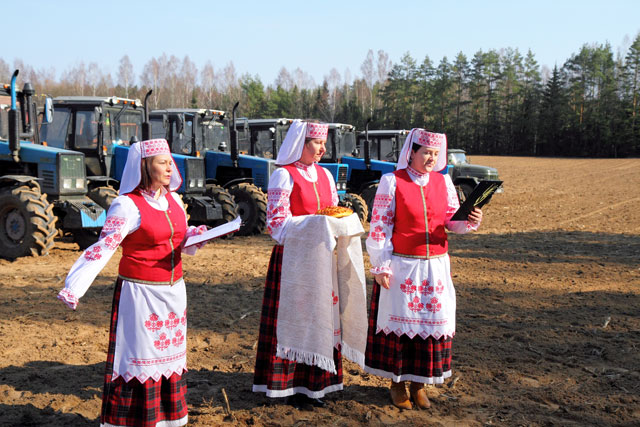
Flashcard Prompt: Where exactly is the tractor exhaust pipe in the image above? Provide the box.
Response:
[364,117,372,170]
[8,70,20,162]
[142,90,152,141]
[230,101,239,168]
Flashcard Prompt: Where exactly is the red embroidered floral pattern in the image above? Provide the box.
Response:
[426,296,442,313]
[371,208,381,223]
[181,309,187,326]
[369,225,386,242]
[381,209,394,226]
[435,280,444,294]
[408,296,424,312]
[419,279,433,295]
[83,246,102,261]
[332,291,338,305]
[267,189,291,233]
[154,332,170,350]
[400,278,416,295]
[165,312,180,330]
[145,313,164,332]
[373,194,393,209]
[104,232,124,250]
[100,215,126,237]
[172,329,184,347]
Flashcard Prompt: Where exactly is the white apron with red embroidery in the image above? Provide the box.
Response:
[112,279,187,382]
[376,254,456,340]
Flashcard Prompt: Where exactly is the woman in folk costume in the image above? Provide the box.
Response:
[57,139,207,427]
[253,119,367,407]
[365,129,482,410]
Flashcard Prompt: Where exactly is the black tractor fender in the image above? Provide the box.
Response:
[357,179,381,194]
[222,177,254,189]
[0,175,41,189]
[87,175,119,189]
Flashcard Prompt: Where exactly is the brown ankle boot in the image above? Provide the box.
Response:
[390,381,412,410]
[409,382,431,409]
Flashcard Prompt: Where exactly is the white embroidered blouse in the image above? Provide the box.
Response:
[266,161,339,244]
[58,188,203,310]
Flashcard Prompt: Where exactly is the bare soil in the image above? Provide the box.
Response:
[1,156,639,426]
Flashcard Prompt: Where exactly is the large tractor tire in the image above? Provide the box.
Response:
[360,183,379,222]
[228,183,267,236]
[0,183,58,259]
[88,186,118,211]
[205,184,238,227]
[340,192,368,224]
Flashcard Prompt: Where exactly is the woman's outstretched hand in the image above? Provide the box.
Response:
[468,207,483,225]
[374,272,391,289]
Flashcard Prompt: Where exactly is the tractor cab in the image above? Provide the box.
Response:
[149,108,229,156]
[0,71,106,255]
[41,96,143,180]
[356,129,408,163]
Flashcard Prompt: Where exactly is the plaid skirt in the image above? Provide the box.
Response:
[365,281,453,384]
[253,245,343,398]
[101,278,188,427]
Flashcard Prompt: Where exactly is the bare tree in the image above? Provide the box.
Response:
[293,67,315,90]
[325,68,341,121]
[180,55,198,107]
[200,60,217,108]
[87,62,102,96]
[376,50,391,84]
[117,55,134,98]
[275,67,294,90]
[360,49,375,115]
[140,57,161,108]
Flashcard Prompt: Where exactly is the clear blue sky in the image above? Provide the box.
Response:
[5,0,640,86]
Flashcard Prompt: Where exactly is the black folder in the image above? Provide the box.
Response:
[450,180,503,221]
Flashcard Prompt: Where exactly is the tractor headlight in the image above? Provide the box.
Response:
[75,178,85,189]
[63,178,72,189]
[197,179,204,187]
[189,179,196,188]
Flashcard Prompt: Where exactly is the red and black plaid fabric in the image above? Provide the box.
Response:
[253,245,343,396]
[101,278,188,427]
[365,281,452,380]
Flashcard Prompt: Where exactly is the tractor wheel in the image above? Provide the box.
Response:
[88,186,118,211]
[360,183,379,222]
[456,183,475,203]
[228,183,267,236]
[340,193,369,224]
[205,184,238,227]
[0,183,58,259]
[72,229,100,250]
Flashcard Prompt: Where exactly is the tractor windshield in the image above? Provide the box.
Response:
[380,136,399,162]
[253,129,274,158]
[201,118,229,153]
[107,108,142,146]
[39,107,71,149]
[337,130,356,160]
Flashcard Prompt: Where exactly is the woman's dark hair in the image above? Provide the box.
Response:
[139,157,153,190]
[411,143,422,153]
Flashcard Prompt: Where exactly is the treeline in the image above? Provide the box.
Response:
[3,35,640,157]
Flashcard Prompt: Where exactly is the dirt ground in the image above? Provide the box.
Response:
[1,156,639,426]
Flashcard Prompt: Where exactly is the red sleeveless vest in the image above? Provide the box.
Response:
[391,169,448,258]
[282,164,333,216]
[118,190,187,284]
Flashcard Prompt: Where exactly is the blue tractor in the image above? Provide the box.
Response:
[148,106,272,235]
[348,127,408,219]
[40,93,229,227]
[234,118,366,221]
[0,70,106,256]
